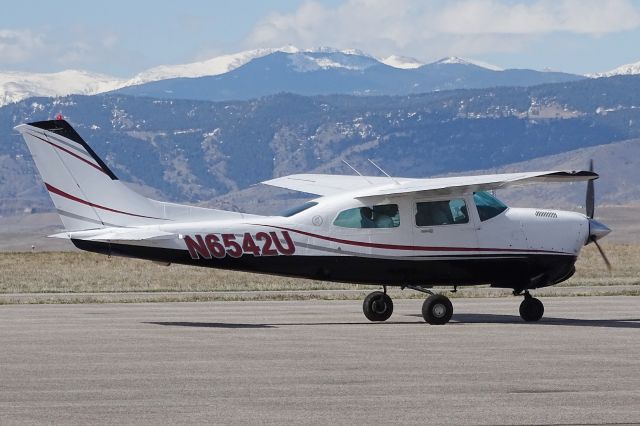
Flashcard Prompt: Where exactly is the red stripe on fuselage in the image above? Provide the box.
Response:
[45,183,164,220]
[28,133,108,176]
[251,224,566,255]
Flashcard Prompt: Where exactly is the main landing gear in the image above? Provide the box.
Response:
[518,291,544,322]
[362,285,454,325]
[362,287,545,324]
[362,290,393,322]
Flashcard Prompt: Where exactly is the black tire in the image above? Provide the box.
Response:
[422,294,453,325]
[519,297,544,322]
[363,291,393,322]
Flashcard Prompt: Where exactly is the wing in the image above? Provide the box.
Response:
[354,171,598,200]
[262,171,597,199]
[261,174,404,196]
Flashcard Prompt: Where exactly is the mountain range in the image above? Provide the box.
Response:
[3,46,639,108]
[113,51,581,102]
[2,74,640,218]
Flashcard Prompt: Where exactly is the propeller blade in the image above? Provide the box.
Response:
[586,159,594,219]
[592,238,612,272]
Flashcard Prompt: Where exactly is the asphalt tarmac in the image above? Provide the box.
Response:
[1,296,639,425]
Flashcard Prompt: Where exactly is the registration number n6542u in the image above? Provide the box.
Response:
[184,231,295,259]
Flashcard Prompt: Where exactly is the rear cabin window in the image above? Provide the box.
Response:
[473,191,507,221]
[415,199,469,226]
[278,201,318,217]
[333,204,400,229]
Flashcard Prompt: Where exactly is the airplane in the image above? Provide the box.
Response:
[15,118,612,325]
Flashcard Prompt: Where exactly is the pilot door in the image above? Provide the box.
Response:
[412,195,479,254]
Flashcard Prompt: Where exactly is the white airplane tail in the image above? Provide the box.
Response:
[15,119,174,231]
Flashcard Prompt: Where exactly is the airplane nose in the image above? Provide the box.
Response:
[588,218,611,242]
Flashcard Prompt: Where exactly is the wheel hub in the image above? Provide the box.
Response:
[432,303,446,318]
[372,299,387,314]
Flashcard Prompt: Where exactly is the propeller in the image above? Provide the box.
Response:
[586,159,594,219]
[592,238,612,271]
[585,159,612,271]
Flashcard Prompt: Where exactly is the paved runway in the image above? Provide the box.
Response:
[1,297,639,425]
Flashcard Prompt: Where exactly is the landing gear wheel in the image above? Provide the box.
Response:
[363,291,393,322]
[422,294,453,325]
[519,297,544,322]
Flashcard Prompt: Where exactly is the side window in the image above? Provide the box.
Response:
[333,204,400,229]
[415,199,469,226]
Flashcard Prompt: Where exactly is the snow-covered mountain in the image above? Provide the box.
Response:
[0,46,381,106]
[590,60,640,78]
[114,50,582,102]
[0,70,125,107]
[0,47,582,107]
[124,46,302,85]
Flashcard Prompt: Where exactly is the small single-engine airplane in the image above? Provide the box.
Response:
[16,118,611,324]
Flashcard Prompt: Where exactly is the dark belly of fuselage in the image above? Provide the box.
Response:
[72,240,577,290]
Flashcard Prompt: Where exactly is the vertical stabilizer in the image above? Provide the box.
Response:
[15,119,167,231]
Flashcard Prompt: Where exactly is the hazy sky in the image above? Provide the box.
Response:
[1,0,639,76]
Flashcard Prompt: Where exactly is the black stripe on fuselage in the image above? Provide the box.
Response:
[28,119,118,180]
[72,239,577,290]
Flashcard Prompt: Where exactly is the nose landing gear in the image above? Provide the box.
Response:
[518,291,544,322]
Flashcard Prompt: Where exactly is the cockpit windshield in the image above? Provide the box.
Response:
[473,191,508,221]
[278,201,318,217]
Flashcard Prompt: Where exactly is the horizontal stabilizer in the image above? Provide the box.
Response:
[49,228,178,242]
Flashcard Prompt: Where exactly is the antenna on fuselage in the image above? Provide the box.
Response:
[342,159,373,184]
[368,159,400,185]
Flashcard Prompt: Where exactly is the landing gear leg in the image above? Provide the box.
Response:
[404,285,454,325]
[519,291,544,322]
[363,287,393,322]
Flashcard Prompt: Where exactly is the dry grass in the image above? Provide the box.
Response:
[0,242,638,304]
[0,251,371,294]
[563,243,640,286]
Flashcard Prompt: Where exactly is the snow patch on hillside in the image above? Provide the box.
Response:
[380,55,423,69]
[288,52,378,72]
[433,57,503,71]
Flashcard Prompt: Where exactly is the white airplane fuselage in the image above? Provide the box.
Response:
[72,191,591,291]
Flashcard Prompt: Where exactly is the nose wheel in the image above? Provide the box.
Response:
[519,292,544,322]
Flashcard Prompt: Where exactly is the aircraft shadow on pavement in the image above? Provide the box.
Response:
[145,316,640,329]
[446,313,640,329]
[144,321,276,329]
[144,320,423,329]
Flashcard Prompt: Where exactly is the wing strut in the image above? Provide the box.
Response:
[342,159,373,184]
[368,159,400,185]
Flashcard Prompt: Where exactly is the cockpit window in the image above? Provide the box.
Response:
[333,204,400,229]
[278,201,318,217]
[415,199,469,226]
[473,191,508,221]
